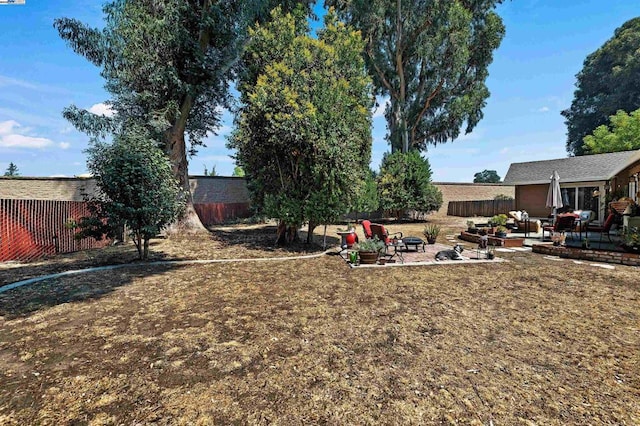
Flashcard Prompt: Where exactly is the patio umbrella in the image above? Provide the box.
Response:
[546,170,563,224]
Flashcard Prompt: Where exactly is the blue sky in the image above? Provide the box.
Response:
[0,1,638,181]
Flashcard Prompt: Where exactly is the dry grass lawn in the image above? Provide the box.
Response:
[0,217,638,424]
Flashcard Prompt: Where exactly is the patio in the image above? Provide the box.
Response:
[343,237,512,267]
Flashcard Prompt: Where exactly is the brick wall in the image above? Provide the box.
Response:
[0,177,97,201]
[533,244,640,267]
[433,182,515,216]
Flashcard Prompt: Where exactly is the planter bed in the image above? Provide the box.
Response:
[459,231,524,248]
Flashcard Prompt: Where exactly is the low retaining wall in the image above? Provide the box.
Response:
[532,244,640,267]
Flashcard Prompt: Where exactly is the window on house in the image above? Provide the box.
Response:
[560,186,600,220]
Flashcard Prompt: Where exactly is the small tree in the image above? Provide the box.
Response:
[378,151,442,219]
[473,169,501,183]
[203,165,218,176]
[583,108,640,154]
[78,128,185,259]
[3,162,19,176]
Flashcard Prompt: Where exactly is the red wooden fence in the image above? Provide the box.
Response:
[0,200,253,262]
[0,199,111,262]
[193,202,252,226]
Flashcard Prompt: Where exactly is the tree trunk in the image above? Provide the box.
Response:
[306,221,317,244]
[276,221,299,246]
[135,232,143,259]
[165,126,208,234]
[143,237,150,260]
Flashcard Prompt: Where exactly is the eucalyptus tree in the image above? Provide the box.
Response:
[55,0,312,232]
[326,0,505,153]
[230,8,373,245]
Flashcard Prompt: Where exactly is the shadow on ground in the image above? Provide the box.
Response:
[209,224,339,253]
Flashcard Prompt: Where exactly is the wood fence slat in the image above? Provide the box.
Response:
[447,199,515,217]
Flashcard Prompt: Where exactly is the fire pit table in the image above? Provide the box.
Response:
[400,236,425,252]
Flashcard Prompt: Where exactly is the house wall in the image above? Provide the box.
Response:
[611,160,640,201]
[515,184,549,217]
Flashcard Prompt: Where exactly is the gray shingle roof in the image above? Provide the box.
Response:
[503,150,640,185]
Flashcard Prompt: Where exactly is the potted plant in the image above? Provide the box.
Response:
[622,226,640,253]
[495,225,508,239]
[423,224,441,244]
[354,237,385,264]
[466,220,478,234]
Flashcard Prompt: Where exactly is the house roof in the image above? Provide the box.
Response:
[503,150,640,185]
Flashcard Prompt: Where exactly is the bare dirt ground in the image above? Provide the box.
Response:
[0,216,638,425]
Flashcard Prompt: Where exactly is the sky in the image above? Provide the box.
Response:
[0,0,638,181]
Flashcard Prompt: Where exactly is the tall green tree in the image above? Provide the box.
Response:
[473,169,500,183]
[583,108,640,154]
[3,162,19,176]
[55,0,312,232]
[326,0,505,153]
[377,150,442,218]
[78,127,185,259]
[562,17,640,156]
[230,8,373,244]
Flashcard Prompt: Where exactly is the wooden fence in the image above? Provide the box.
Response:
[0,199,111,262]
[0,199,254,262]
[193,202,252,226]
[447,199,515,217]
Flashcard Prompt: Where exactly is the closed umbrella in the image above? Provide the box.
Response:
[546,170,563,224]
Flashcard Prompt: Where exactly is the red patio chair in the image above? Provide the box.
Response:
[361,220,373,239]
[542,213,578,241]
[369,223,403,245]
[587,211,619,246]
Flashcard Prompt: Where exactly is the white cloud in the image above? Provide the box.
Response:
[537,106,550,113]
[59,142,71,150]
[49,174,68,178]
[89,102,115,117]
[499,147,509,155]
[0,119,60,149]
[0,120,20,135]
[0,133,53,149]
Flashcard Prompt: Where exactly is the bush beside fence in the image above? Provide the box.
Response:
[447,199,515,217]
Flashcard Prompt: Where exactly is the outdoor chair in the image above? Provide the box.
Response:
[587,211,619,247]
[361,220,374,239]
[508,210,542,233]
[542,213,578,241]
[369,223,403,245]
[369,223,403,259]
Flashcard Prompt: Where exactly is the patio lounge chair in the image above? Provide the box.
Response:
[508,211,542,233]
[369,223,403,245]
[361,220,374,239]
[542,213,578,241]
[369,223,404,260]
